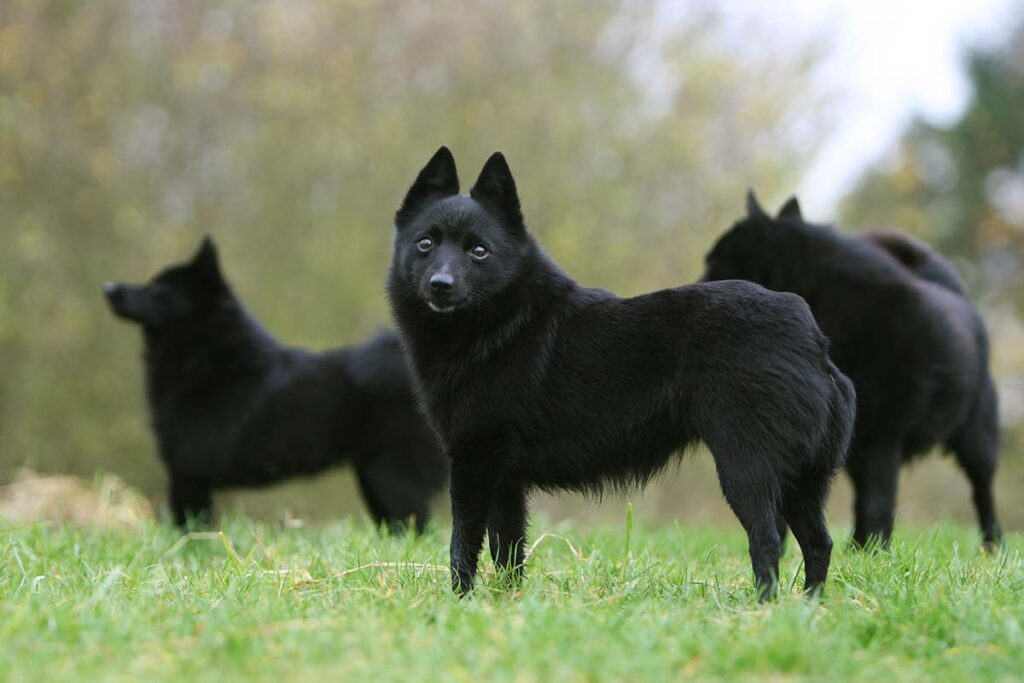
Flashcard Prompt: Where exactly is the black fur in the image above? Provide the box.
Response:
[863,230,966,295]
[388,148,856,598]
[704,194,1002,548]
[105,238,446,531]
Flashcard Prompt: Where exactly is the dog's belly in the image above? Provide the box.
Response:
[511,416,694,493]
[224,422,351,485]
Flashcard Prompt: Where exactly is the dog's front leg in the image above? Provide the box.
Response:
[488,479,528,582]
[448,441,501,596]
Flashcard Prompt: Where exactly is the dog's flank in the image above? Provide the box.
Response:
[106,238,446,530]
[705,194,1001,549]
[389,148,855,599]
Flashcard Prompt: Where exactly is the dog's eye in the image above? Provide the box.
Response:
[469,245,489,260]
[416,237,433,253]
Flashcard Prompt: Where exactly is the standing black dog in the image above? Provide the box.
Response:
[105,238,447,530]
[388,147,856,598]
[703,194,1001,549]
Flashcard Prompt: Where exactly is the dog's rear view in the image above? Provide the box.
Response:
[104,237,446,530]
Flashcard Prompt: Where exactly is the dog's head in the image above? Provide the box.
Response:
[701,191,803,285]
[104,237,228,330]
[390,147,530,316]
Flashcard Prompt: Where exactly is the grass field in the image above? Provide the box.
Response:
[2,516,1021,682]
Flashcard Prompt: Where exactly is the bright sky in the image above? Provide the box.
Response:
[730,0,1021,215]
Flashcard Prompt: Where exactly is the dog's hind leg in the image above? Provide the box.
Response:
[732,493,782,601]
[948,381,1002,550]
[169,474,213,528]
[775,510,789,556]
[709,446,782,601]
[355,460,430,534]
[847,442,901,549]
[780,465,834,595]
[487,479,527,582]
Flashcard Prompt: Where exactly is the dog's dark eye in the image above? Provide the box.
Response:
[469,245,489,260]
[417,237,433,253]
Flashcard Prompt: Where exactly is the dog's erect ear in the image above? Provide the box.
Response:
[191,236,224,284]
[471,152,524,232]
[192,236,219,268]
[777,196,803,221]
[746,190,769,220]
[396,146,459,226]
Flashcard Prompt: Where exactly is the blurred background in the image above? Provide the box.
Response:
[2,0,1023,531]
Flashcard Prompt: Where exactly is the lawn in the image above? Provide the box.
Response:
[1,515,1021,682]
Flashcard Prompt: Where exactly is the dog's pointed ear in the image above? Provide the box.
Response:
[777,196,803,221]
[396,146,459,226]
[191,236,224,283]
[471,152,524,233]
[746,190,769,220]
[192,236,218,268]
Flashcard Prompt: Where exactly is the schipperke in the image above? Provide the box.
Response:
[387,148,856,598]
[704,194,1001,549]
[105,238,446,531]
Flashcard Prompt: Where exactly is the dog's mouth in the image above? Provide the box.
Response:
[104,282,130,316]
[103,282,153,324]
[427,301,458,314]
[422,291,470,315]
[420,281,469,315]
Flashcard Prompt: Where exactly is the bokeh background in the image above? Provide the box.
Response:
[2,0,1023,531]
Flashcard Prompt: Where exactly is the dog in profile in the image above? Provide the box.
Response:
[105,238,446,530]
[388,148,856,598]
[704,195,1001,549]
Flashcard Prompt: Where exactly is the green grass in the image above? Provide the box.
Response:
[1,517,1021,682]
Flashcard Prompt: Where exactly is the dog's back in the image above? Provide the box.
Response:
[862,230,966,295]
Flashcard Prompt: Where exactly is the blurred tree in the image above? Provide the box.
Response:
[841,24,1024,304]
[0,0,827,502]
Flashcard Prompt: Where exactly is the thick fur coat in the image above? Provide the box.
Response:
[105,239,446,530]
[704,195,1001,548]
[388,148,856,597]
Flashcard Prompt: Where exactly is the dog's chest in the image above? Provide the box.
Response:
[422,357,539,437]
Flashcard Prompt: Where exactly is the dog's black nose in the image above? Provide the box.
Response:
[103,282,120,298]
[430,273,454,292]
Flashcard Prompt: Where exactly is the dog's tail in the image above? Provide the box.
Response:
[785,293,857,474]
[819,355,857,473]
[864,230,965,295]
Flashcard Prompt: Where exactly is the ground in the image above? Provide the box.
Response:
[1,516,1021,681]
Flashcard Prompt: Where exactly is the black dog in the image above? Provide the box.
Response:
[704,194,1002,549]
[105,238,446,530]
[388,148,856,598]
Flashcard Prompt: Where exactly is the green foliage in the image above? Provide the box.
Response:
[0,1,825,502]
[1,519,1022,681]
[841,25,1024,301]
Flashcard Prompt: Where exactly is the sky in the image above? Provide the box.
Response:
[729,0,1021,215]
